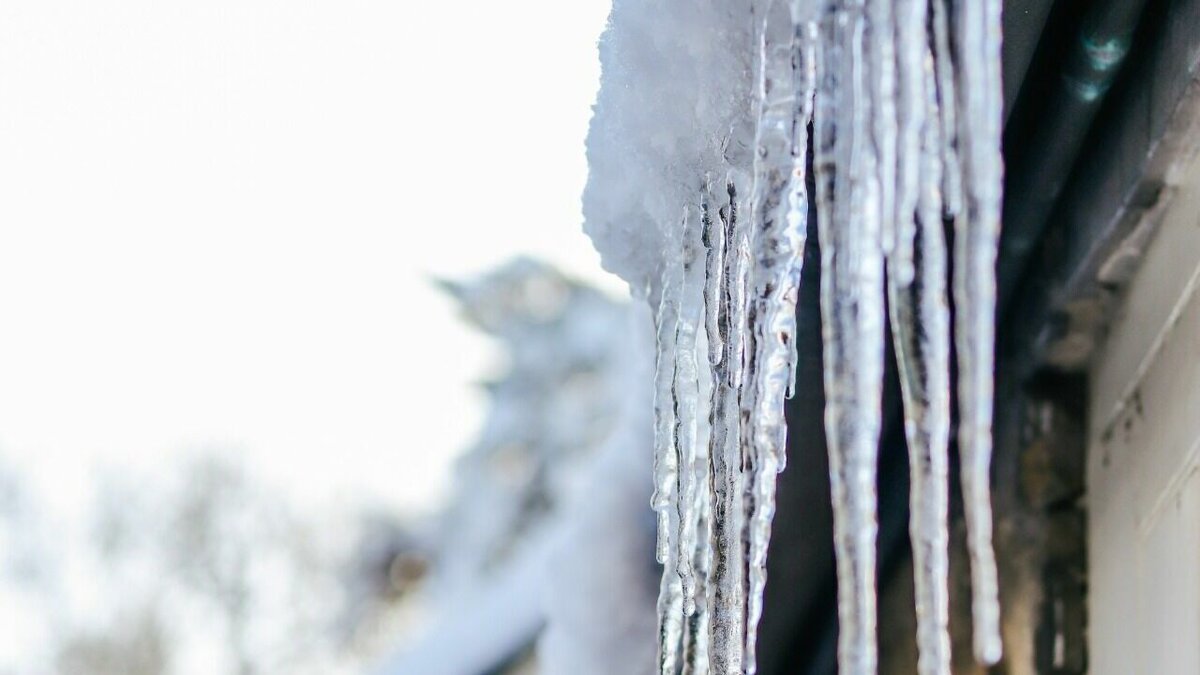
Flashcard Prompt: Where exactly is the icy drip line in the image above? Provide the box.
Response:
[648,0,1003,673]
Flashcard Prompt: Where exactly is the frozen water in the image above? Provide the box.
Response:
[888,46,953,675]
[743,5,817,670]
[813,2,886,670]
[674,209,705,615]
[951,0,1005,664]
[583,0,1005,671]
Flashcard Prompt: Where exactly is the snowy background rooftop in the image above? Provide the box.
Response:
[0,0,624,672]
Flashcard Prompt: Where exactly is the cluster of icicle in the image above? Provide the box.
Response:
[648,0,1004,674]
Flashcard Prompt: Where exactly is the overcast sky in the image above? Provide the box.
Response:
[0,0,620,517]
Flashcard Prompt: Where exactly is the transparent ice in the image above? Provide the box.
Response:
[584,0,1005,672]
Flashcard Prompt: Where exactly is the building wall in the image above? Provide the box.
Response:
[1087,148,1200,674]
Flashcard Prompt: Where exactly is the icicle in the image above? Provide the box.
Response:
[953,0,1005,664]
[707,183,747,675]
[679,188,723,675]
[662,199,713,674]
[784,9,818,402]
[674,208,704,615]
[887,49,952,675]
[652,239,682,566]
[813,0,886,671]
[654,228,686,675]
[741,4,816,672]
[626,1,1007,670]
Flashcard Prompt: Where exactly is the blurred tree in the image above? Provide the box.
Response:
[54,607,169,675]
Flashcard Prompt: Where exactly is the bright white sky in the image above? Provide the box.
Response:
[0,0,620,516]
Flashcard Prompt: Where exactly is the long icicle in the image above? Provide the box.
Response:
[653,245,682,567]
[887,47,953,675]
[683,188,724,675]
[674,206,704,616]
[782,7,820,403]
[742,4,816,673]
[953,0,1005,664]
[814,0,886,671]
[785,5,819,403]
[740,5,787,671]
[654,227,685,675]
[707,183,746,675]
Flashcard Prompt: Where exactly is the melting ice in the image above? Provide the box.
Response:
[583,0,1005,673]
